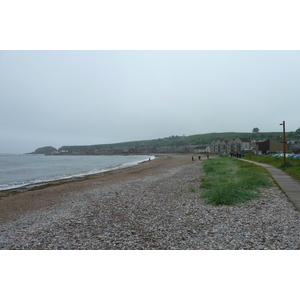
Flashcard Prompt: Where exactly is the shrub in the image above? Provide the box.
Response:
[279,162,294,169]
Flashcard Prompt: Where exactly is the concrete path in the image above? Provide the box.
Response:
[241,159,300,211]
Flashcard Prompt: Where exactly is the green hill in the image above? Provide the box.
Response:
[58,131,298,153]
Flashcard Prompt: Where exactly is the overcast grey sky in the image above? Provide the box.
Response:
[1,50,300,153]
[2,1,300,295]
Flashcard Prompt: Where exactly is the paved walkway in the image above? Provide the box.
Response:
[241,159,300,211]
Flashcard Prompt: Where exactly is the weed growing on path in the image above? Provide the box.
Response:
[188,187,196,193]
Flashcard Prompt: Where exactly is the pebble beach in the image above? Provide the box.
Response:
[1,155,300,250]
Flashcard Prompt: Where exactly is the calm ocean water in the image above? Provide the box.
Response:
[0,154,154,191]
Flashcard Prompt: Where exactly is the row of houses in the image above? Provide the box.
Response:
[209,138,300,155]
[210,138,251,154]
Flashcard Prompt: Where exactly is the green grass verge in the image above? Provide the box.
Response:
[244,155,300,182]
[200,157,272,206]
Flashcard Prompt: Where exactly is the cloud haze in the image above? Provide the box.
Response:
[1,50,300,153]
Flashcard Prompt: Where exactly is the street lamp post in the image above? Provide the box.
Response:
[280,121,286,164]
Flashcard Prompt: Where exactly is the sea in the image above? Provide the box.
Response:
[0,154,155,191]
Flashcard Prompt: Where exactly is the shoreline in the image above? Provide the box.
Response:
[1,154,300,249]
[0,154,191,223]
[0,153,157,193]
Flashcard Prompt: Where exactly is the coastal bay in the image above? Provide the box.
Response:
[1,155,300,249]
[0,155,189,223]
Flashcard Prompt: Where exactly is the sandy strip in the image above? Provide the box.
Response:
[0,155,194,223]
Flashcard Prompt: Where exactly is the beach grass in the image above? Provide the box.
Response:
[200,157,272,206]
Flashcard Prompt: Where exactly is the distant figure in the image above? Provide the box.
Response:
[207,154,209,159]
[198,156,201,160]
[192,156,195,161]
[149,158,151,162]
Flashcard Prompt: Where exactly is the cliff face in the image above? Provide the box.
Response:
[32,146,57,154]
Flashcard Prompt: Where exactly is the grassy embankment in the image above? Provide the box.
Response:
[243,155,300,182]
[200,157,272,206]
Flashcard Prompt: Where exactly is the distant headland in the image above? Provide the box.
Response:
[30,146,58,155]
